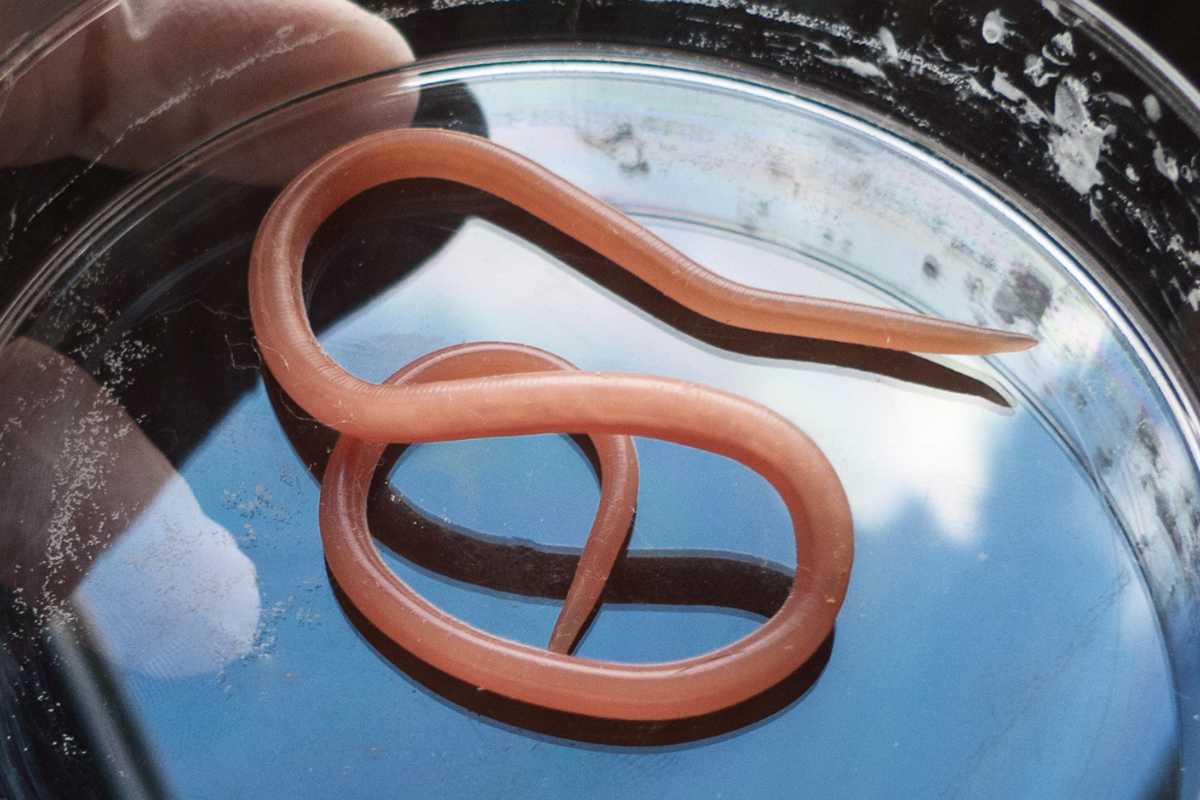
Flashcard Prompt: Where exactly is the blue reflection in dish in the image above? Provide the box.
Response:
[73,217,1176,800]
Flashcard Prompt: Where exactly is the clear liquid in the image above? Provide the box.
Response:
[1,55,1189,798]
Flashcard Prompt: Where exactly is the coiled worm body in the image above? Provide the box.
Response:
[249,129,1035,720]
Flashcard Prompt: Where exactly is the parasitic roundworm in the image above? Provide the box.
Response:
[248,129,1035,721]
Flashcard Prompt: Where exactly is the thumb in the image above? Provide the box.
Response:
[1,0,416,183]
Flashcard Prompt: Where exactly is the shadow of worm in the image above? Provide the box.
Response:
[266,374,832,745]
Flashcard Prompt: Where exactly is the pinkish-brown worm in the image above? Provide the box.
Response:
[248,129,1035,721]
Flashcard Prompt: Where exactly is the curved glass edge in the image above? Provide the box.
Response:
[1069,0,1200,134]
[6,0,1200,404]
[1,3,1198,790]
[442,54,1200,780]
[3,52,1197,793]
[0,0,115,79]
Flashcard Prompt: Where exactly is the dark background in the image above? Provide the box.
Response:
[2,2,1199,798]
[1097,0,1200,82]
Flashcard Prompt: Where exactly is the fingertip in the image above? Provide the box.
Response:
[54,0,420,182]
[349,7,416,72]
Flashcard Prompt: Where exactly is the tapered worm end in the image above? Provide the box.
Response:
[548,592,601,655]
[985,329,1040,354]
[546,623,578,655]
[932,318,1039,354]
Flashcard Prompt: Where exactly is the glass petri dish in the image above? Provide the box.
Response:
[2,4,1199,798]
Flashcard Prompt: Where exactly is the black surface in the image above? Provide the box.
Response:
[2,2,1199,798]
[1098,0,1200,82]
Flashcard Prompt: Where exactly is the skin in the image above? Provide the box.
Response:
[1,0,416,183]
[248,128,1036,721]
[0,337,179,602]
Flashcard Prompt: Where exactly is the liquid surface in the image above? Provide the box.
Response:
[2,56,1190,798]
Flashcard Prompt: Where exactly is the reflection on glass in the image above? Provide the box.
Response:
[0,58,1191,799]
